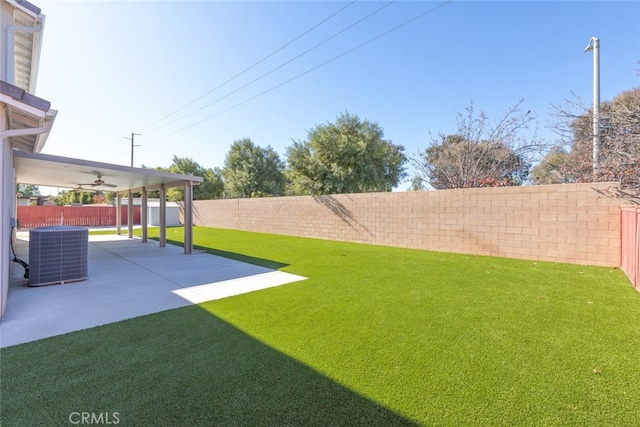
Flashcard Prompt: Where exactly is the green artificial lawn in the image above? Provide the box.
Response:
[2,227,640,426]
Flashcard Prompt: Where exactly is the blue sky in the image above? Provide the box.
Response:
[34,1,639,191]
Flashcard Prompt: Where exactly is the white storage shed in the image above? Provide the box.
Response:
[148,201,181,226]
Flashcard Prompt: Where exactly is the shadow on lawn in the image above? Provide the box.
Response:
[1,305,417,426]
[159,236,289,270]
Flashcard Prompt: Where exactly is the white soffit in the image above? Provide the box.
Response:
[12,8,38,91]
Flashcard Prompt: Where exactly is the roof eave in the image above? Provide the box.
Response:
[6,0,41,17]
[1,80,55,153]
[32,109,57,153]
[28,14,45,93]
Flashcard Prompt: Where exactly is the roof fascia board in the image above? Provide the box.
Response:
[126,181,196,194]
[6,0,41,17]
[13,151,205,183]
[1,93,47,117]
[32,108,56,152]
[0,80,51,111]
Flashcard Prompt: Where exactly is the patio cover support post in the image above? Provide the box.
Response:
[127,190,133,239]
[141,187,147,243]
[184,180,193,254]
[115,193,122,235]
[159,184,166,248]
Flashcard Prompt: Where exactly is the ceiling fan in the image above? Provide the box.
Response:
[79,174,117,188]
[72,185,96,193]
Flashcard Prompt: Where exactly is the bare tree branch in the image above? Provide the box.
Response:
[535,88,640,188]
[411,99,545,189]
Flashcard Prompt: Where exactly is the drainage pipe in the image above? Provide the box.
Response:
[0,112,54,142]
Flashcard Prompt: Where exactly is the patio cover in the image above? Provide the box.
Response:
[13,150,203,253]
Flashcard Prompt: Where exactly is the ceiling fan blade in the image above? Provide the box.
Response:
[74,186,96,192]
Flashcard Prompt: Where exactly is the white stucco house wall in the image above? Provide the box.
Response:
[1,0,56,318]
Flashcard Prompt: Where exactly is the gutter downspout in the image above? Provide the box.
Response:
[6,23,43,88]
[0,111,55,143]
[1,112,57,226]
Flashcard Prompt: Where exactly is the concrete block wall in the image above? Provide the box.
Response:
[192,182,632,267]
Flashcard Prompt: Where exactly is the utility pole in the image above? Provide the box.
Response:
[124,132,141,167]
[124,132,140,238]
[584,37,600,178]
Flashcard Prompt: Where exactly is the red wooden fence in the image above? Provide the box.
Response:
[620,206,640,291]
[17,206,141,229]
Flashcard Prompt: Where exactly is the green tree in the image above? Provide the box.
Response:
[286,112,406,195]
[54,190,93,205]
[200,167,225,200]
[53,191,69,206]
[529,146,573,185]
[16,184,39,196]
[144,156,224,201]
[103,191,117,204]
[222,138,285,198]
[413,100,541,189]
[407,175,427,191]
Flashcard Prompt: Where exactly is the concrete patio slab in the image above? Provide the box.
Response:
[0,232,306,348]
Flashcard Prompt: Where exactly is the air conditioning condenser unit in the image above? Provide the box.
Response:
[28,226,89,287]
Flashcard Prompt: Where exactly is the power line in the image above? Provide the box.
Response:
[152,0,453,142]
[149,1,396,135]
[146,0,396,134]
[137,0,359,132]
